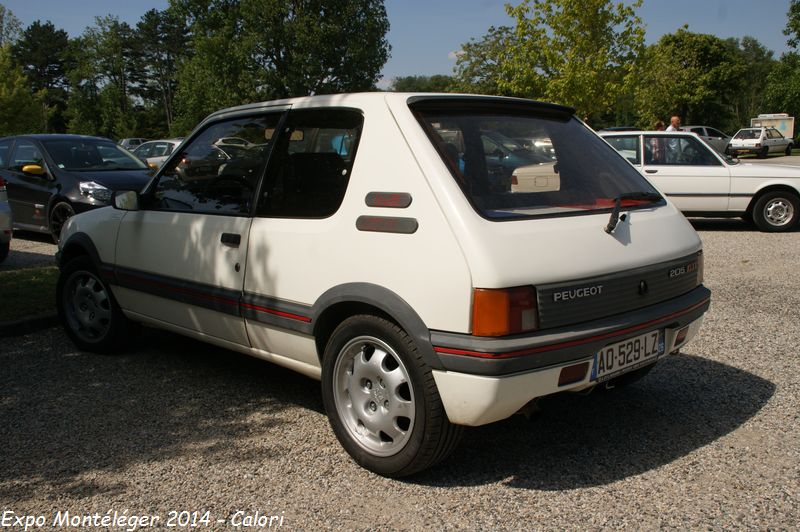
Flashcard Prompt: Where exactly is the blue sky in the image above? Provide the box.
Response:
[3,0,793,85]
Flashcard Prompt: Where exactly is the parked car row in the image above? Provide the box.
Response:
[599,130,800,231]
[0,135,153,242]
[602,125,795,159]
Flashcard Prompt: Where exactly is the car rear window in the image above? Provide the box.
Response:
[734,129,761,140]
[411,100,662,220]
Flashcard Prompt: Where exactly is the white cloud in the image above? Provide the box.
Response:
[448,50,464,61]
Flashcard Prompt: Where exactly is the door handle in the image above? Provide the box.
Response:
[645,169,658,174]
[220,233,241,246]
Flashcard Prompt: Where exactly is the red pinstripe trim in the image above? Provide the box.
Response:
[116,271,240,307]
[240,302,312,323]
[434,298,709,359]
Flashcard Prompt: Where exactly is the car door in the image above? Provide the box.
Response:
[112,110,284,347]
[243,108,364,367]
[704,127,730,153]
[641,134,731,212]
[3,139,58,230]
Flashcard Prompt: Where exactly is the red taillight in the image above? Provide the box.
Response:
[511,175,518,185]
[471,286,539,337]
[0,177,5,190]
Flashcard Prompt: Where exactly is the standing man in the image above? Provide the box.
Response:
[665,115,681,162]
[666,115,681,132]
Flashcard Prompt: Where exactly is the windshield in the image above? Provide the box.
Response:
[42,139,148,171]
[734,129,761,140]
[412,103,662,220]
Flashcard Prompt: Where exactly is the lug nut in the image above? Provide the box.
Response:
[369,402,377,412]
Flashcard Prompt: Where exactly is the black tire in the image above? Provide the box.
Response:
[751,191,800,232]
[321,315,462,477]
[757,146,769,159]
[0,241,8,263]
[57,255,133,353]
[49,201,75,243]
[786,143,793,156]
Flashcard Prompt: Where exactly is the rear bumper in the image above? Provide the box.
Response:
[431,286,710,376]
[433,313,705,426]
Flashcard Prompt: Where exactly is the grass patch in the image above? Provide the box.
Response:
[0,266,58,322]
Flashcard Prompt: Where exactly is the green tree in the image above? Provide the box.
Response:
[12,21,72,132]
[171,0,391,133]
[135,8,189,134]
[764,1,800,127]
[388,75,455,92]
[65,16,144,138]
[451,25,517,95]
[633,28,745,131]
[240,0,390,98]
[726,36,775,128]
[0,44,44,135]
[453,0,644,121]
[0,3,21,45]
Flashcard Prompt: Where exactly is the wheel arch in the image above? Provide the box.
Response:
[58,231,103,270]
[311,283,443,371]
[746,184,800,216]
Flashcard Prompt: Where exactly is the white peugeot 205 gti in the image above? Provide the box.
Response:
[56,93,711,477]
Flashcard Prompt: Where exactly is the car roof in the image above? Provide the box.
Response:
[204,92,576,122]
[598,130,696,137]
[0,133,114,143]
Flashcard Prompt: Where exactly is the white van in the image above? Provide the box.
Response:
[56,93,710,477]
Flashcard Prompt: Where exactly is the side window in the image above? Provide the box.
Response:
[151,142,171,157]
[0,139,12,168]
[690,127,704,136]
[650,136,720,166]
[134,143,153,158]
[606,136,641,165]
[257,109,363,218]
[706,128,725,138]
[153,113,282,215]
[10,140,45,171]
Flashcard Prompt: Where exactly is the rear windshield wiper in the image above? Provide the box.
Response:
[605,191,662,234]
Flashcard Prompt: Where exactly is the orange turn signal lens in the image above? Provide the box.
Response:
[472,286,538,337]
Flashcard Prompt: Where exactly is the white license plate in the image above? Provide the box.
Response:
[591,330,665,382]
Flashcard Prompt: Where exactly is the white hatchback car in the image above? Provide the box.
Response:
[131,138,184,169]
[56,93,710,476]
[729,127,793,158]
[600,130,800,232]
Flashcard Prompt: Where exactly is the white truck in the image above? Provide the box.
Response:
[751,113,795,140]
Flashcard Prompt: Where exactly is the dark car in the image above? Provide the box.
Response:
[0,134,153,241]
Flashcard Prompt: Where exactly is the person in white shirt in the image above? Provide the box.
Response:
[665,115,681,161]
[665,115,681,131]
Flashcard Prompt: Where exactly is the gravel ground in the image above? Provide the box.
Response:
[0,231,57,271]
[0,220,798,530]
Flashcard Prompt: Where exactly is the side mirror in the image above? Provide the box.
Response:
[113,190,140,211]
[22,164,45,176]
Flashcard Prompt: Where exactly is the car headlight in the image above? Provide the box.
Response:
[79,181,112,202]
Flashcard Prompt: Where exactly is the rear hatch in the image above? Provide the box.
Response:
[408,96,703,331]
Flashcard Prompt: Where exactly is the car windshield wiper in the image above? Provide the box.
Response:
[604,191,662,234]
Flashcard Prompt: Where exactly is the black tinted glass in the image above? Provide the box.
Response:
[256,109,363,218]
[154,114,281,215]
[414,104,660,220]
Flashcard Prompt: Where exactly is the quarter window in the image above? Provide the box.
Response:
[605,136,640,165]
[153,114,281,215]
[0,139,12,168]
[256,109,363,218]
[10,140,45,171]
